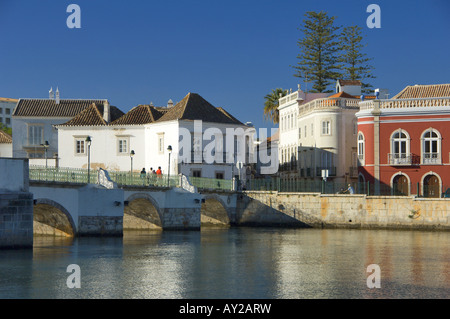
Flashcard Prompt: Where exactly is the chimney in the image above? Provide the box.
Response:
[167,99,174,108]
[103,100,110,123]
[55,87,60,104]
[49,87,54,99]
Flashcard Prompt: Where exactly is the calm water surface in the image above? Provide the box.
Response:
[0,227,449,299]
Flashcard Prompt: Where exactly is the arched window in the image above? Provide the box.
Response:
[390,129,410,165]
[357,132,365,165]
[422,129,441,164]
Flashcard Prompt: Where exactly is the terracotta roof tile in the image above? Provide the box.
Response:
[328,91,357,99]
[13,99,108,117]
[58,103,124,126]
[156,93,243,125]
[0,130,12,144]
[110,104,167,125]
[393,84,450,99]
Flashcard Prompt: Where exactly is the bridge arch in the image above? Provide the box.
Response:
[201,194,231,227]
[33,198,77,237]
[124,193,163,230]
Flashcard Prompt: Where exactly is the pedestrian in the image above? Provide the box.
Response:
[140,168,146,185]
[346,183,354,194]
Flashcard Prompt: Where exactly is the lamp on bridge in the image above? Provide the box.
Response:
[167,145,172,187]
[130,150,135,184]
[86,136,92,183]
[41,140,50,171]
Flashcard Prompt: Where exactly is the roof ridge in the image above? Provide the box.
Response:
[92,103,107,125]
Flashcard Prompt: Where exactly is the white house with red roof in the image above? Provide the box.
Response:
[11,88,113,166]
[56,92,256,181]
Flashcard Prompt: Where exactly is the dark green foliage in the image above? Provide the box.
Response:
[263,88,288,124]
[338,25,376,94]
[293,11,342,93]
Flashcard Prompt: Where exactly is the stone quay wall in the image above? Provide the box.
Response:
[0,192,33,248]
[237,191,450,231]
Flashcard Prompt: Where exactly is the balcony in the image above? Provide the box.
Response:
[359,97,450,111]
[423,153,440,164]
[298,97,360,116]
[388,153,420,166]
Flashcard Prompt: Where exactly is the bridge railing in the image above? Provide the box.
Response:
[108,171,180,188]
[29,165,98,184]
[188,176,233,191]
[29,165,236,191]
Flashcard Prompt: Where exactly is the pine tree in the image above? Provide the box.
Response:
[293,11,342,93]
[339,25,375,94]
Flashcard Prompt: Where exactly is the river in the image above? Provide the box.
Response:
[0,227,448,299]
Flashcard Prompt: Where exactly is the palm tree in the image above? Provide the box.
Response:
[263,88,288,124]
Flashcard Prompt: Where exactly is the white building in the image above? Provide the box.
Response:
[11,88,113,166]
[56,92,255,181]
[0,97,17,128]
[278,80,369,184]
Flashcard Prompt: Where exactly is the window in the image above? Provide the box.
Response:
[192,170,201,177]
[28,125,43,146]
[298,127,301,139]
[5,118,10,125]
[311,123,314,136]
[158,133,165,153]
[422,129,441,164]
[321,120,331,135]
[5,108,10,115]
[215,172,224,179]
[304,125,307,138]
[75,139,86,155]
[390,130,409,164]
[118,139,128,154]
[357,132,365,163]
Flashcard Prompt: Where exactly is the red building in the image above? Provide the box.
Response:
[356,84,450,197]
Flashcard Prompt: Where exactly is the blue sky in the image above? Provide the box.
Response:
[1,0,449,135]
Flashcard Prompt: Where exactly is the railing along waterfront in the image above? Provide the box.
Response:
[247,177,450,198]
[359,97,450,111]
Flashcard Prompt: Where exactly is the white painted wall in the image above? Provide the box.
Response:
[0,143,12,157]
[57,125,145,171]
[12,116,69,158]
[57,119,256,180]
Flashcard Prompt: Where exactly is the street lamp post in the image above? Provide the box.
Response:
[130,150,135,184]
[86,136,92,183]
[167,145,172,187]
[41,141,50,180]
